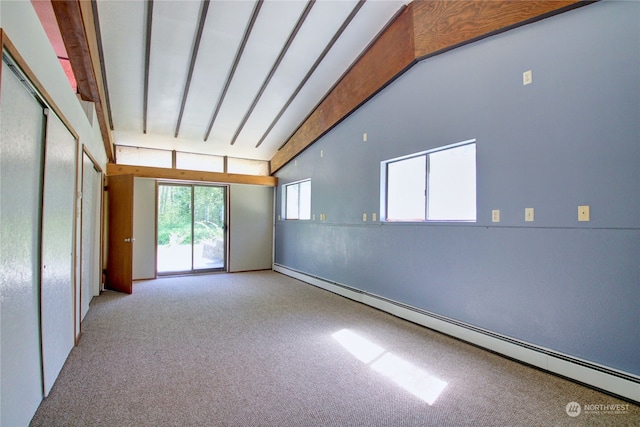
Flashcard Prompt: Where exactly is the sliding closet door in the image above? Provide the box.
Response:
[0,60,46,426]
[40,110,77,396]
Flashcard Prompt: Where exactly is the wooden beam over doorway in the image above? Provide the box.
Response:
[107,163,278,187]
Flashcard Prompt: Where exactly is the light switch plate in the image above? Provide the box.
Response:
[525,208,534,222]
[523,70,533,85]
[578,205,590,222]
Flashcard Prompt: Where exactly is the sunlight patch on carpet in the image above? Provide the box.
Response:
[332,329,385,363]
[332,329,447,405]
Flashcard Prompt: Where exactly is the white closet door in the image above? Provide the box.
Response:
[41,110,77,396]
[81,152,101,320]
[0,61,46,426]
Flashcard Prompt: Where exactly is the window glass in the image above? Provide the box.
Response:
[427,143,476,221]
[387,155,426,221]
[299,180,311,220]
[382,141,476,222]
[286,184,300,219]
[115,145,172,168]
[176,152,224,172]
[227,157,269,176]
[284,179,311,220]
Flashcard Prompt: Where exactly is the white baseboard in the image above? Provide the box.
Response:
[273,264,640,403]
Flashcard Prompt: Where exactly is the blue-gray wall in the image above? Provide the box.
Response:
[274,1,640,377]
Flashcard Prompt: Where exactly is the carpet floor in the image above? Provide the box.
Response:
[30,271,639,426]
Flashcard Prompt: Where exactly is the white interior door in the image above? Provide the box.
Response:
[80,151,102,321]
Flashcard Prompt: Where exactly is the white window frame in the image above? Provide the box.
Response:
[380,139,476,223]
[283,179,311,220]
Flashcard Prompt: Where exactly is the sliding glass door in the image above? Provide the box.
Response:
[157,183,226,274]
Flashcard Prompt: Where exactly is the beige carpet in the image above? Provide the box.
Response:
[30,271,638,426]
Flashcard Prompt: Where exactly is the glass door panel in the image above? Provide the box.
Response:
[157,184,192,273]
[157,183,226,274]
[193,186,226,270]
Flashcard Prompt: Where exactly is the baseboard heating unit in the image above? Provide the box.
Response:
[273,264,640,404]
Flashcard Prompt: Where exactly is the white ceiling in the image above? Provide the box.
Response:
[97,0,407,162]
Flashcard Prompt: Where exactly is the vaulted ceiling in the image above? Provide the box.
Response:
[96,0,406,162]
[40,0,588,173]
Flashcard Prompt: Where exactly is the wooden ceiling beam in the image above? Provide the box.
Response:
[51,0,98,102]
[52,0,114,161]
[270,0,590,174]
[412,0,593,60]
[107,163,277,187]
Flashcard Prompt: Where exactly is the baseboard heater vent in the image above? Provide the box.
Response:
[273,263,640,403]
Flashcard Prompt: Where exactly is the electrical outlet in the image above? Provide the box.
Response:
[578,205,590,222]
[312,214,316,221]
[523,70,533,86]
[525,207,534,222]
[372,212,377,222]
[492,209,500,223]
[362,213,367,222]
[363,133,368,142]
